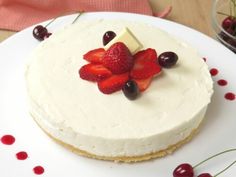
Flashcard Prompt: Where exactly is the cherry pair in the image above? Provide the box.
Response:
[173,163,212,177]
[173,149,236,177]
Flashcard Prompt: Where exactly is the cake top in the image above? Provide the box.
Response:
[26,19,213,139]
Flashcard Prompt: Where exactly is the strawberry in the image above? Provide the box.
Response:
[79,64,112,82]
[83,48,105,64]
[130,48,161,79]
[102,42,134,74]
[134,77,153,92]
[98,73,129,94]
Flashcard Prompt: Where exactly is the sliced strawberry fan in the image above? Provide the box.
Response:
[79,42,162,96]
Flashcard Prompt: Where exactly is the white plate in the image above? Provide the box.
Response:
[0,12,236,177]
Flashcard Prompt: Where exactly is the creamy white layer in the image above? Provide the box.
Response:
[25,19,213,157]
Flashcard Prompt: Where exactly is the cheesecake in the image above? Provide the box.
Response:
[25,19,214,162]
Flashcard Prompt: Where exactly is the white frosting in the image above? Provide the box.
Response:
[25,19,213,157]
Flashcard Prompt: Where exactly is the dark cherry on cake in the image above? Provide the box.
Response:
[103,31,116,45]
[122,80,139,100]
[158,51,178,68]
[33,25,49,41]
[79,31,179,100]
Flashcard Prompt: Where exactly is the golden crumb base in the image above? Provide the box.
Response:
[32,113,201,163]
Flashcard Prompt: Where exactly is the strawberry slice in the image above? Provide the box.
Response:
[79,64,112,82]
[134,77,153,92]
[98,73,129,94]
[130,48,161,79]
[83,48,105,64]
[133,48,158,62]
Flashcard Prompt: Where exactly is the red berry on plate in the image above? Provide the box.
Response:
[134,77,153,92]
[98,73,129,94]
[1,135,15,145]
[103,31,116,45]
[158,51,178,68]
[16,151,28,160]
[33,166,45,175]
[130,48,161,79]
[222,16,234,30]
[83,48,106,64]
[79,64,112,82]
[197,173,212,177]
[122,80,139,100]
[103,42,134,74]
[173,163,194,177]
[33,25,48,41]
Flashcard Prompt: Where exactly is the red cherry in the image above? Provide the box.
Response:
[222,16,233,30]
[197,173,212,177]
[33,25,48,41]
[173,163,194,177]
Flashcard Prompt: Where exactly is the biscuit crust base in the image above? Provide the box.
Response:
[32,113,200,163]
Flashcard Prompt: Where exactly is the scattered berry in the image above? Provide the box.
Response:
[130,49,161,79]
[103,31,116,45]
[217,79,228,86]
[33,25,49,41]
[224,92,235,101]
[173,163,194,177]
[33,166,44,175]
[16,151,28,160]
[134,77,153,92]
[197,173,212,177]
[158,51,178,68]
[210,68,219,76]
[79,64,112,82]
[98,73,129,94]
[1,135,15,145]
[83,48,106,64]
[122,80,139,100]
[103,42,134,74]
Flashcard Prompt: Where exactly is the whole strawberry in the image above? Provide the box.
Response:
[102,42,134,74]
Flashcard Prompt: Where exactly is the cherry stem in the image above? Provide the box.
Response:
[193,148,236,169]
[45,17,57,28]
[214,160,236,177]
[72,11,84,24]
[44,11,84,28]
[231,0,236,17]
[217,11,231,17]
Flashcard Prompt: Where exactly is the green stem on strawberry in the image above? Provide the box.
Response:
[193,148,236,168]
[214,160,236,177]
